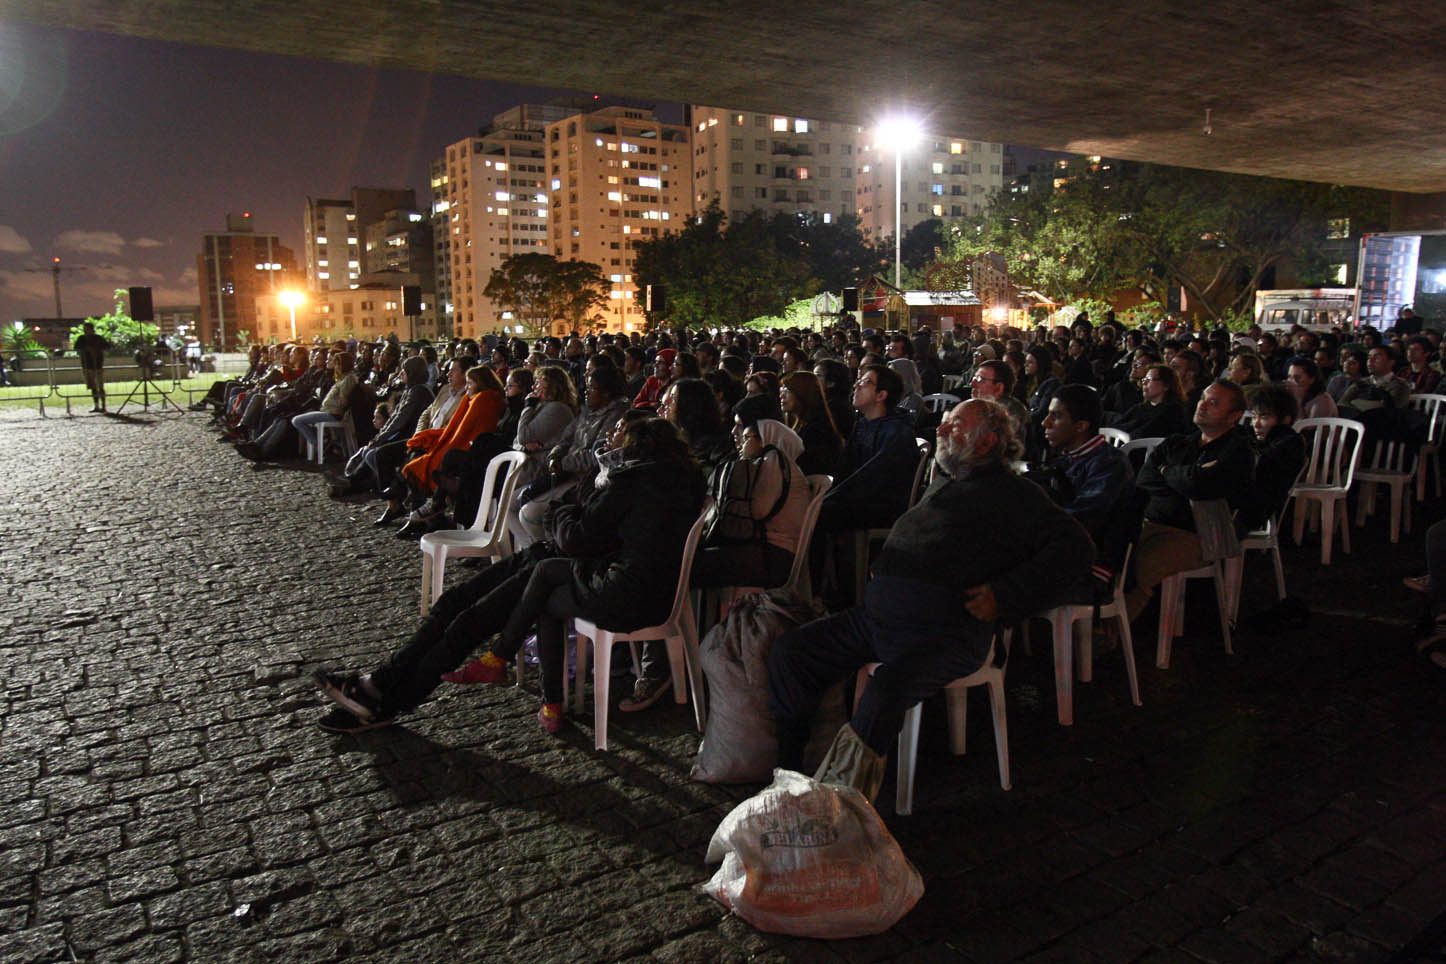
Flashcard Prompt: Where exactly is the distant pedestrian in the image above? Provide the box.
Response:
[73,322,110,412]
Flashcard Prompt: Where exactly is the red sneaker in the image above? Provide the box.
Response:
[536,703,564,734]
[441,653,508,685]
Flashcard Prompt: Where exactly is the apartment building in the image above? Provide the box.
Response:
[545,106,693,333]
[431,105,570,338]
[856,134,1005,240]
[196,213,298,350]
[688,106,860,223]
[254,284,437,344]
[302,188,419,293]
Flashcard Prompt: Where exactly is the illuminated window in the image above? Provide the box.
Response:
[772,117,788,132]
[932,204,943,216]
[316,236,327,244]
[932,162,944,174]
[950,141,963,154]
[794,119,809,133]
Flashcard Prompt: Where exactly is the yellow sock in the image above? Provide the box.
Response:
[478,652,505,669]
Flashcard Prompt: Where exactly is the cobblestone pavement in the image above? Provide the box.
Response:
[2,408,1444,964]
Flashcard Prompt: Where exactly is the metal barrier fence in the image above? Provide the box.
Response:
[0,350,236,416]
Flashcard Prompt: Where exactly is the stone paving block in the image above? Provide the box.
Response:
[1253,880,1356,936]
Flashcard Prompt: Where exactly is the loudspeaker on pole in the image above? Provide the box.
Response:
[128,286,154,321]
[646,284,666,314]
[842,287,859,312]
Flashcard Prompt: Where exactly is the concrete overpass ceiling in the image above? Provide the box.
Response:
[6,0,1444,192]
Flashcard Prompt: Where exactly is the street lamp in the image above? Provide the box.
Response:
[876,115,924,291]
[278,290,304,341]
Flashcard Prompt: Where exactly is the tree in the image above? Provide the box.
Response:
[70,289,159,352]
[633,202,885,327]
[482,253,608,336]
[942,161,1389,322]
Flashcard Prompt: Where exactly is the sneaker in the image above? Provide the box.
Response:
[536,703,565,734]
[1404,573,1432,593]
[441,653,508,685]
[312,669,385,722]
[317,707,395,734]
[618,675,672,713]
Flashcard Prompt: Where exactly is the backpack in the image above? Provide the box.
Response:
[703,447,793,549]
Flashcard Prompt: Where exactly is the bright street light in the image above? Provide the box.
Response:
[279,290,304,341]
[876,115,925,291]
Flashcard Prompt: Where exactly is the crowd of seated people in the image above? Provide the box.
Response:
[284,312,1443,765]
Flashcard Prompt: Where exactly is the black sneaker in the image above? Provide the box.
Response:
[317,707,395,733]
[313,669,386,722]
[618,675,672,712]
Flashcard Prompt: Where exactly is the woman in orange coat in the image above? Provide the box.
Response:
[378,366,503,525]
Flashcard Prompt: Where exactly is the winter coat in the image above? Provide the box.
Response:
[551,456,707,631]
[401,389,503,493]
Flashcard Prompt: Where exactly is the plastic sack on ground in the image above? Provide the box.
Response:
[691,589,845,784]
[703,768,923,938]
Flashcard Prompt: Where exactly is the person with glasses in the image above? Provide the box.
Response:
[1107,363,1190,440]
[968,359,1030,444]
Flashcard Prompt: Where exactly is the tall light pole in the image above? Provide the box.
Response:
[876,116,924,290]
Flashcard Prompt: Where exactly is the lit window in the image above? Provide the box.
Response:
[318,272,329,279]
[797,168,810,180]
[347,237,357,245]
[932,162,944,174]
[495,190,508,201]
[794,119,809,133]
[609,273,623,282]
[608,191,622,201]
[316,236,327,244]
[950,142,963,154]
[318,260,328,267]
[348,260,359,268]
[707,117,718,127]
[498,208,509,216]
[408,213,422,222]
[822,212,832,224]
[932,204,943,216]
[772,117,788,132]
[609,290,624,299]
[496,162,507,171]
[595,138,604,146]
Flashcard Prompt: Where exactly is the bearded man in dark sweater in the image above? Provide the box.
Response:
[769,399,1094,801]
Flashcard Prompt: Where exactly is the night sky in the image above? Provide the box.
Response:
[0,20,612,324]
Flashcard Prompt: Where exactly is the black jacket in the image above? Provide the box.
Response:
[552,457,707,631]
[1136,428,1256,532]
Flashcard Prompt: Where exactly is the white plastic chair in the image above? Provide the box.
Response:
[854,439,932,603]
[1408,393,1446,502]
[1155,501,1239,669]
[418,450,527,616]
[719,474,833,606]
[921,392,962,414]
[941,374,966,394]
[1223,513,1287,626]
[1099,427,1130,448]
[855,629,1012,815]
[1035,544,1141,726]
[314,416,357,465]
[572,503,711,751]
[1120,436,1165,463]
[1289,417,1365,565]
[1356,439,1416,544]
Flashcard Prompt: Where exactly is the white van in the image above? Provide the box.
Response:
[1254,288,1356,333]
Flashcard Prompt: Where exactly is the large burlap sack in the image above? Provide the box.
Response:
[703,768,924,938]
[691,590,845,784]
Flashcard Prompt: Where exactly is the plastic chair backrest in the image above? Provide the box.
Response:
[1408,393,1446,445]
[1364,437,1415,475]
[1099,427,1130,448]
[1295,417,1365,490]
[922,392,962,414]
[909,438,932,506]
[663,501,713,629]
[470,450,528,534]
[1120,436,1164,460]
[787,474,834,590]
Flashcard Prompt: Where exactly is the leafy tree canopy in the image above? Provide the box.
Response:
[482,253,609,336]
[633,202,886,327]
[70,289,159,352]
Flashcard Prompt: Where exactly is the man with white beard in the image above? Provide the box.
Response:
[768,399,1094,800]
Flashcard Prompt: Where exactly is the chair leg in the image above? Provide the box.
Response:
[663,636,689,706]
[1117,606,1141,707]
[573,632,590,716]
[1337,497,1351,556]
[1213,563,1234,656]
[592,633,612,751]
[1223,555,1244,627]
[1076,614,1094,684]
[431,549,448,611]
[1156,576,1178,669]
[420,553,434,617]
[945,685,969,755]
[1292,497,1308,546]
[895,702,922,815]
[1271,545,1286,601]
[1320,497,1336,565]
[987,675,1011,791]
[683,613,708,732]
[314,425,326,465]
[1050,611,1074,726]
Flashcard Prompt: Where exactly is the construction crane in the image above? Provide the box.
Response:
[23,257,88,318]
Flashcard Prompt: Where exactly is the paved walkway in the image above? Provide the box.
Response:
[1,408,1443,963]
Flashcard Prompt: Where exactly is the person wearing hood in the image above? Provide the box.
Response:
[313,415,705,735]
[633,347,676,408]
[327,355,434,498]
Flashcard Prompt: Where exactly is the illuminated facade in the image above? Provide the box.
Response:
[254,285,437,344]
[688,106,860,223]
[545,106,692,333]
[856,133,1005,241]
[432,105,570,339]
[303,188,419,293]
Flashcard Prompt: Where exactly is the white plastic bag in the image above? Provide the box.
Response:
[703,769,923,938]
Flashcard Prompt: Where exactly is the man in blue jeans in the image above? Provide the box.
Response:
[768,399,1094,800]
